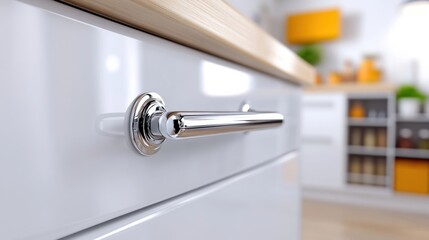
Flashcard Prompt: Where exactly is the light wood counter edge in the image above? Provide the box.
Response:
[60,0,315,86]
[304,83,397,93]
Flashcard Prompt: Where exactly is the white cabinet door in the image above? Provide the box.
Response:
[0,1,300,239]
[300,93,346,189]
[64,152,300,240]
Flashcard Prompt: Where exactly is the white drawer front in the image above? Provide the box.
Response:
[0,1,300,239]
[300,93,346,189]
[65,152,300,240]
[301,93,346,137]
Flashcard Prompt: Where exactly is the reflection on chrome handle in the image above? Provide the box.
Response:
[153,111,283,139]
[127,92,284,156]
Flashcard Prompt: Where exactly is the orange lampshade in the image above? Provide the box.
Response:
[286,8,341,44]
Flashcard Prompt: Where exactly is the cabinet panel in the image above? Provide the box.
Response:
[65,152,300,240]
[301,93,346,189]
[395,159,429,194]
[301,94,346,136]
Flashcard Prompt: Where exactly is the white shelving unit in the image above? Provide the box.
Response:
[346,93,395,191]
[302,86,429,213]
[346,93,429,192]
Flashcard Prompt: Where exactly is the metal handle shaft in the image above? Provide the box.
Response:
[127,92,284,156]
[152,111,283,139]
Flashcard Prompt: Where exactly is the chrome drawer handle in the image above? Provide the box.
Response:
[126,92,284,156]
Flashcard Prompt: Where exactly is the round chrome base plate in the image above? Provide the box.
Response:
[127,92,166,156]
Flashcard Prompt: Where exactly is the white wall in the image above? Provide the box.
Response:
[227,0,269,20]
[226,0,278,35]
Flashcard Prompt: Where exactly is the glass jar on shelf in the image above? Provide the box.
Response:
[368,109,377,119]
[418,129,429,150]
[350,127,363,146]
[397,128,413,149]
[376,128,387,148]
[375,158,386,176]
[358,55,382,83]
[364,128,376,147]
[362,157,376,185]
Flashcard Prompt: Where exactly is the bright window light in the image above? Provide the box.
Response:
[387,1,429,58]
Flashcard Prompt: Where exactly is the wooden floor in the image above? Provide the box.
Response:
[302,199,429,240]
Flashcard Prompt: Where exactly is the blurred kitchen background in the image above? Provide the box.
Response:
[229,0,429,239]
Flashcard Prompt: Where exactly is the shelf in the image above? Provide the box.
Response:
[304,82,396,94]
[396,115,429,123]
[348,118,388,127]
[347,173,389,187]
[348,95,392,100]
[348,146,389,156]
[395,148,429,160]
[345,184,391,196]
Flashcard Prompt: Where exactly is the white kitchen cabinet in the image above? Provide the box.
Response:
[0,1,312,239]
[64,152,300,240]
[301,93,347,190]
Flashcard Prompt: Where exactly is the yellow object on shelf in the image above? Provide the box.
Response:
[286,8,341,44]
[349,101,366,118]
[328,72,342,85]
[395,159,429,195]
[358,56,382,83]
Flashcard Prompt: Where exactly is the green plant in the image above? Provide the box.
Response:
[297,45,322,66]
[396,85,427,102]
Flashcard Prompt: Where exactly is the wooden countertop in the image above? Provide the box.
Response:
[304,82,397,93]
[60,0,315,85]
